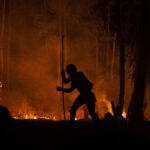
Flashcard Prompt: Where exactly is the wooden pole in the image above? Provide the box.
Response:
[62,35,66,120]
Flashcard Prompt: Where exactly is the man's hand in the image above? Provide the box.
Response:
[57,86,62,91]
[61,70,65,76]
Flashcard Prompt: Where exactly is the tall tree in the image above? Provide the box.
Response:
[115,0,125,119]
[0,0,10,104]
[91,0,126,119]
[127,0,150,121]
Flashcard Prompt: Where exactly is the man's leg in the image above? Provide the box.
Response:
[88,103,99,122]
[70,95,84,123]
[87,93,99,122]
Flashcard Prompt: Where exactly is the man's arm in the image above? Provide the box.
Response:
[63,76,71,84]
[57,86,75,93]
[61,70,71,84]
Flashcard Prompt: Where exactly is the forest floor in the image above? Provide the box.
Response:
[1,119,150,150]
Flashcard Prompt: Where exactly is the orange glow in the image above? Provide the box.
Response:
[122,111,127,119]
[11,96,116,121]
[12,112,58,120]
[12,107,127,120]
[33,114,37,120]
[25,114,28,119]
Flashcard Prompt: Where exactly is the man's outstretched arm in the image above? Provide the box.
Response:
[57,86,75,93]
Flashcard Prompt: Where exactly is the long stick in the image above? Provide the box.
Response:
[62,35,66,120]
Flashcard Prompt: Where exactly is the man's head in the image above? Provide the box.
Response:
[66,64,77,76]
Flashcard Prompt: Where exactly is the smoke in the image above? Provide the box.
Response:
[1,0,138,120]
[2,0,62,118]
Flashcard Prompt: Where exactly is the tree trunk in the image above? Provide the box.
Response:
[116,0,125,118]
[1,0,10,104]
[127,0,150,121]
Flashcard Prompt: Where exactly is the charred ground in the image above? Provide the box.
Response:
[1,118,150,150]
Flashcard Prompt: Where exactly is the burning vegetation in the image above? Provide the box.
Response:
[10,97,127,121]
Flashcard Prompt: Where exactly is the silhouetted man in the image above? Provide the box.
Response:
[57,64,99,123]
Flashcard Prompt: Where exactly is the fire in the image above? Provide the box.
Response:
[12,110,127,120]
[10,93,127,121]
[33,114,37,120]
[25,114,28,119]
[12,112,58,120]
[75,117,78,120]
[122,111,127,119]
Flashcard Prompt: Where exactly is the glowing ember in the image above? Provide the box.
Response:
[12,112,58,120]
[33,114,37,120]
[122,111,127,119]
[11,96,127,121]
[25,114,28,119]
